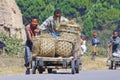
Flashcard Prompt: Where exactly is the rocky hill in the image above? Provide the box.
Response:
[0,0,26,41]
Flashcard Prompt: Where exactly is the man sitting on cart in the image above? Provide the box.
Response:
[108,31,120,54]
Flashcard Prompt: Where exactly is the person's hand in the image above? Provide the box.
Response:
[34,29,39,33]
[111,40,114,44]
[97,42,100,45]
[109,40,114,44]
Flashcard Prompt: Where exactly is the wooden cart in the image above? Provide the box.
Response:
[31,40,82,74]
[31,21,82,74]
[107,43,120,69]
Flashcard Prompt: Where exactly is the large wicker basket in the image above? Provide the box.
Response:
[39,38,55,57]
[55,20,81,58]
[60,32,78,42]
[55,32,79,57]
[56,20,81,34]
[55,39,73,57]
[32,36,41,55]
[32,34,56,57]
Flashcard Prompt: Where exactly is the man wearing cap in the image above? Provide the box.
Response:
[40,9,68,38]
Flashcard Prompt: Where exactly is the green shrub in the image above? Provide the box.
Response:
[0,32,25,55]
[86,41,107,57]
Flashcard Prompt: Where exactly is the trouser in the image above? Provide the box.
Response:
[49,32,59,38]
[112,44,118,53]
[92,46,97,53]
[92,46,98,60]
[24,40,33,67]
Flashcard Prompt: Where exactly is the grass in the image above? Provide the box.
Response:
[0,55,25,76]
[0,67,25,76]
[0,55,108,76]
[82,56,107,70]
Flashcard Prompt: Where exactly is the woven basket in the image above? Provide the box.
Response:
[60,32,77,42]
[56,20,81,34]
[32,34,55,57]
[32,36,41,55]
[38,38,56,57]
[55,33,76,57]
[55,39,73,57]
[55,32,81,57]
[39,33,53,38]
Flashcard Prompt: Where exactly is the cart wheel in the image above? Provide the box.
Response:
[79,58,82,71]
[79,64,82,71]
[114,64,117,70]
[71,60,76,74]
[32,60,37,74]
[106,59,111,66]
[75,59,80,73]
[38,67,43,74]
[113,61,117,70]
[47,68,52,73]
[109,61,113,70]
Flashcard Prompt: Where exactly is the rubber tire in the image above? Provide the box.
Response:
[79,58,82,71]
[32,60,36,74]
[75,59,80,73]
[71,60,76,74]
[113,61,117,70]
[38,67,43,74]
[109,61,113,70]
[47,68,52,73]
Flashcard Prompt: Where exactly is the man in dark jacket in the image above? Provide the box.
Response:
[109,31,120,53]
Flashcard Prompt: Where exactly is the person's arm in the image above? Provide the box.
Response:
[108,37,113,47]
[108,37,113,43]
[61,16,69,22]
[40,16,52,30]
[96,38,100,44]
[34,25,40,36]
[113,37,120,44]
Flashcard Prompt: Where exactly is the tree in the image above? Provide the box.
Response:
[16,0,120,37]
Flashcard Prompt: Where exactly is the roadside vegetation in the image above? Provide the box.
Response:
[0,31,24,55]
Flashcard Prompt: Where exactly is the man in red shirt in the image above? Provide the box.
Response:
[24,17,40,74]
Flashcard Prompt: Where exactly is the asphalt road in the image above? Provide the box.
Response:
[0,70,120,80]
